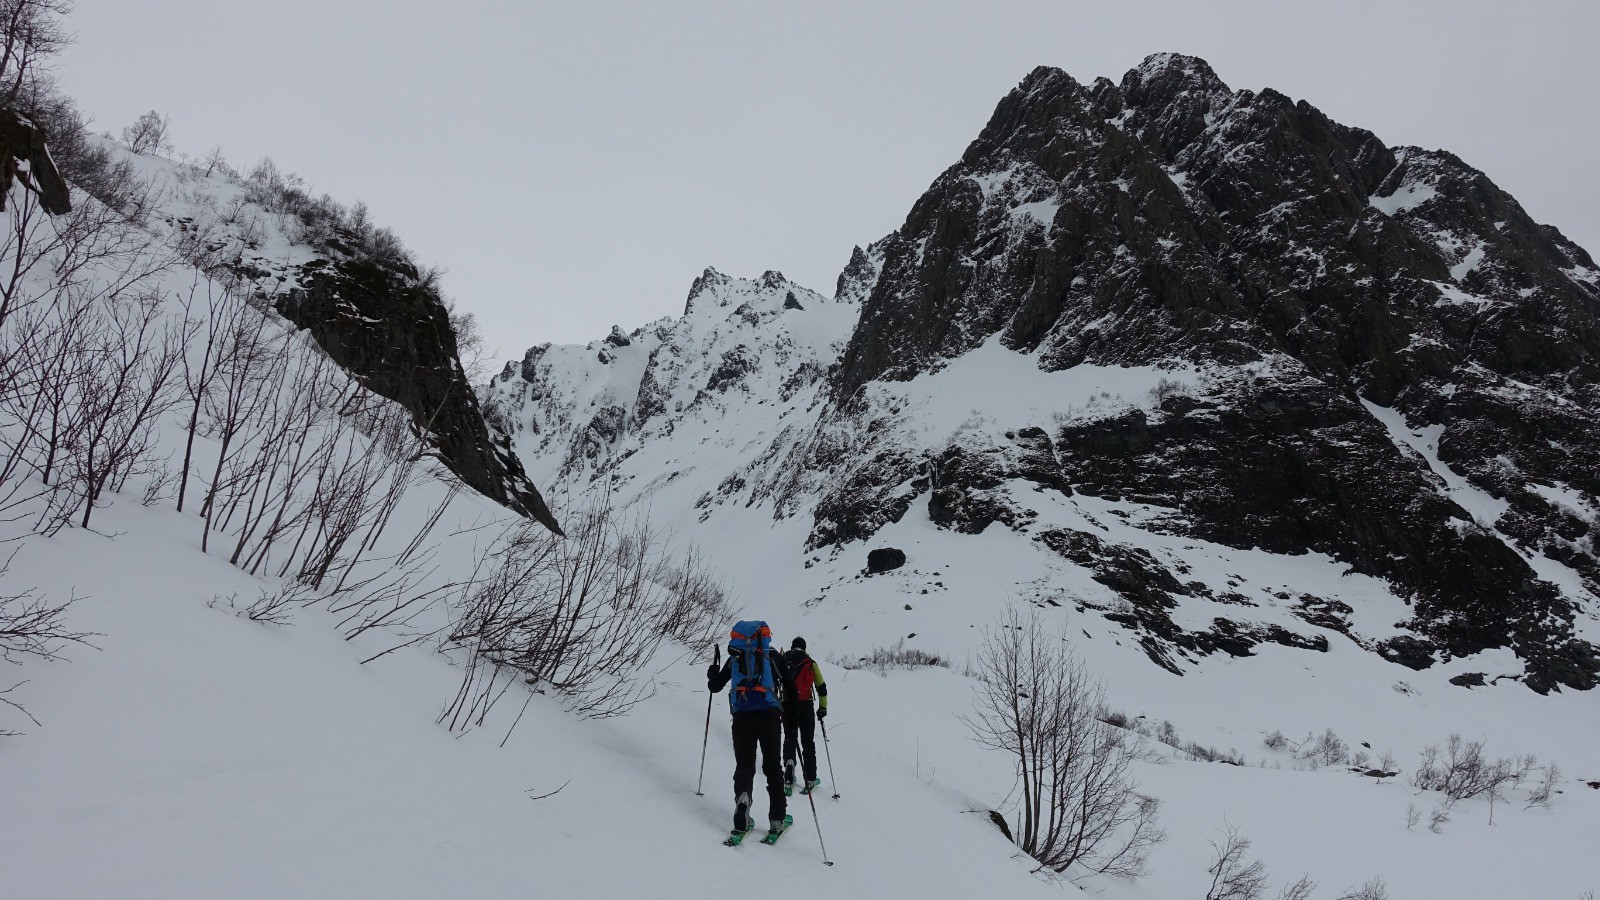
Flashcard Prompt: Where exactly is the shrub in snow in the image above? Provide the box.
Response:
[1203,825,1381,900]
[966,606,1164,878]
[0,554,93,733]
[1525,761,1560,809]
[1411,733,1534,802]
[1148,377,1190,404]
[441,502,732,723]
[1428,806,1450,833]
[1309,728,1349,767]
[1157,719,1181,748]
[1182,741,1245,766]
[836,640,950,675]
[1101,709,1139,730]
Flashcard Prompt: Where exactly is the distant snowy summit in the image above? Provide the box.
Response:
[488,54,1600,693]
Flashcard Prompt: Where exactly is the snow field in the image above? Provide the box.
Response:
[3,467,1597,898]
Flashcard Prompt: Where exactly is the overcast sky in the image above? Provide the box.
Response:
[60,1,1599,364]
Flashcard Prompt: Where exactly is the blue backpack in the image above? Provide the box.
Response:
[728,620,780,713]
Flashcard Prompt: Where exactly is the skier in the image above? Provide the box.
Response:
[708,620,792,843]
[781,636,829,795]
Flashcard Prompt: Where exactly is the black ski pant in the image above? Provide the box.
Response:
[782,702,817,783]
[731,707,785,823]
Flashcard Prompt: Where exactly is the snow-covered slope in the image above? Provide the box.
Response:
[485,264,860,502]
[7,497,1599,900]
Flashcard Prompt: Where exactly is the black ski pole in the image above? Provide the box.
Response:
[696,644,720,796]
[820,716,840,799]
[806,781,834,866]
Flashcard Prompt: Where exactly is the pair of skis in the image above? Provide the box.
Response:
[784,778,822,797]
[723,814,793,847]
[723,800,832,866]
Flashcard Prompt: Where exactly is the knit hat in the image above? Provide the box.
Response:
[791,636,807,651]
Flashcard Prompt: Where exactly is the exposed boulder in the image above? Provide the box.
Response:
[0,106,71,215]
[867,547,907,573]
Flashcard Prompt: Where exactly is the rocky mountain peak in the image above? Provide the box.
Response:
[1117,52,1234,161]
[683,266,734,313]
[814,56,1600,690]
[494,58,1599,692]
[834,239,890,305]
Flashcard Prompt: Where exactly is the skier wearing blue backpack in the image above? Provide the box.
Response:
[707,620,792,844]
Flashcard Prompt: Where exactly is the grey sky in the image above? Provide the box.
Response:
[61,1,1599,365]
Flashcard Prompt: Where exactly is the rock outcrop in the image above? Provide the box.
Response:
[275,247,561,535]
[0,106,71,215]
[820,54,1600,690]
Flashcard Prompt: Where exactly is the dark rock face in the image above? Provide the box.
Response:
[0,107,71,215]
[866,547,907,573]
[817,54,1600,690]
[1036,528,1327,673]
[835,242,888,303]
[706,345,759,394]
[275,251,562,535]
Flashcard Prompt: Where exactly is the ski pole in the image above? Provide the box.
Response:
[695,644,720,796]
[820,716,840,799]
[806,781,834,866]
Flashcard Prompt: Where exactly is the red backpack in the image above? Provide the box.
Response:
[786,649,816,701]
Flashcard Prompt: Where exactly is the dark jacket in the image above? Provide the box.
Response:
[709,648,791,708]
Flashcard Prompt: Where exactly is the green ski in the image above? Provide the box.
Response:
[760,814,795,845]
[723,821,756,847]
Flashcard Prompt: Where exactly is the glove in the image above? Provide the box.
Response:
[818,707,828,720]
[706,663,719,681]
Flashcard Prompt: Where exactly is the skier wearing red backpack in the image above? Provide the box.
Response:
[707,620,792,844]
[781,636,829,795]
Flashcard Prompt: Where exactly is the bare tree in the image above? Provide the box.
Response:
[1334,878,1389,900]
[0,134,168,535]
[196,304,280,552]
[443,293,492,386]
[0,0,74,108]
[1277,876,1317,900]
[174,277,248,512]
[58,288,181,529]
[1202,826,1327,900]
[965,606,1165,878]
[1205,826,1270,900]
[119,110,171,157]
